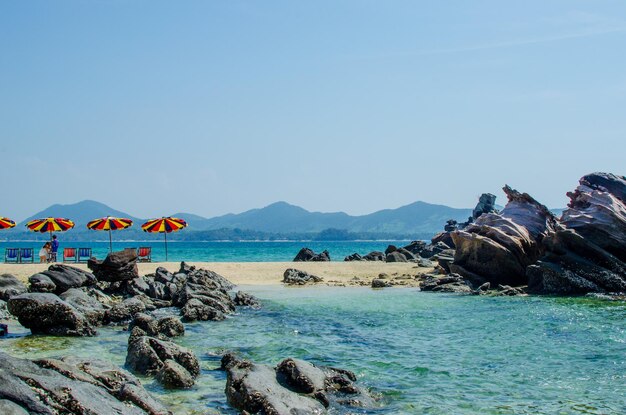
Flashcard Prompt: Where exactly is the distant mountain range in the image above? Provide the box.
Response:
[3,199,566,242]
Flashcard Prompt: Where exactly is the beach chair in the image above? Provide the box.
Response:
[63,248,77,262]
[19,248,34,263]
[77,247,92,263]
[137,247,151,262]
[4,248,20,263]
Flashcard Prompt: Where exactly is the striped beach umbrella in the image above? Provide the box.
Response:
[87,216,133,252]
[141,217,187,261]
[26,217,75,240]
[0,217,16,230]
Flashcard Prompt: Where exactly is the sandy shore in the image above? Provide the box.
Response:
[0,261,431,287]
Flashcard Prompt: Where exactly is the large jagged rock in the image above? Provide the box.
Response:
[362,251,385,261]
[88,249,139,283]
[222,354,376,414]
[527,173,626,294]
[0,351,170,415]
[35,265,97,294]
[294,248,331,262]
[28,273,57,293]
[450,185,560,287]
[129,313,184,339]
[283,269,323,285]
[7,293,96,336]
[104,297,146,324]
[0,274,27,301]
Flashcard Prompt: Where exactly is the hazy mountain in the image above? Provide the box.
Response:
[18,200,144,229]
[193,201,472,234]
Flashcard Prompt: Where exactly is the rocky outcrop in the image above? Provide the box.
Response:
[104,297,146,324]
[450,185,560,287]
[88,250,139,283]
[129,313,185,339]
[344,253,363,261]
[371,279,392,288]
[222,354,375,414]
[0,351,170,415]
[7,293,96,336]
[385,251,408,262]
[233,291,261,308]
[283,269,323,285]
[363,251,385,261]
[173,265,236,322]
[35,265,97,294]
[420,274,472,293]
[126,328,199,389]
[0,274,27,301]
[527,173,626,294]
[294,248,331,262]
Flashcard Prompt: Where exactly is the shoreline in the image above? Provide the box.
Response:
[0,261,431,287]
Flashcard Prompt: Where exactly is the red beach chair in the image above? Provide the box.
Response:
[137,247,151,262]
[63,248,77,262]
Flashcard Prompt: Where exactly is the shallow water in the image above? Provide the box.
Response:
[3,287,626,414]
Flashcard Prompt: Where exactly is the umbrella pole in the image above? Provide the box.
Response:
[164,232,168,261]
[109,229,112,253]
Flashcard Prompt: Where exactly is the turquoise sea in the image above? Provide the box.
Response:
[0,240,409,262]
[3,286,625,414]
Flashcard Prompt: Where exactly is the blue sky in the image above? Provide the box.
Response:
[1,1,625,221]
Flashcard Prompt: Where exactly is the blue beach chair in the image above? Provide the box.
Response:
[77,247,92,263]
[19,248,34,263]
[4,248,19,263]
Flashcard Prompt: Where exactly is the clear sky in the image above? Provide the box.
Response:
[2,1,625,221]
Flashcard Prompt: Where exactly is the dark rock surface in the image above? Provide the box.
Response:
[385,251,408,262]
[402,240,427,255]
[7,293,96,336]
[294,248,331,262]
[0,299,9,320]
[222,354,376,414]
[126,331,199,389]
[37,264,97,294]
[363,251,385,261]
[28,273,57,293]
[473,193,498,219]
[0,351,170,414]
[233,291,261,308]
[420,274,472,293]
[0,274,27,301]
[527,173,626,294]
[344,253,363,261]
[418,241,450,259]
[283,268,323,285]
[59,288,110,326]
[104,297,146,324]
[129,313,184,339]
[88,249,139,282]
[371,279,392,288]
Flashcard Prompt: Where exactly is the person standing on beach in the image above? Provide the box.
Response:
[50,234,59,262]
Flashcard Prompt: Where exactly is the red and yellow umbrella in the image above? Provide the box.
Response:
[26,217,75,239]
[87,216,133,252]
[141,217,187,261]
[0,217,16,230]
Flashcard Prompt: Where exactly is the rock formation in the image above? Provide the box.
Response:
[294,248,331,262]
[283,268,323,285]
[222,354,376,414]
[527,172,626,294]
[0,351,170,414]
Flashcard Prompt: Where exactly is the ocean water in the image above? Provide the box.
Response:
[0,240,409,262]
[3,286,625,414]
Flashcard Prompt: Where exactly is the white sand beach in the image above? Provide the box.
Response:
[0,261,431,287]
